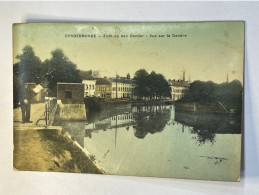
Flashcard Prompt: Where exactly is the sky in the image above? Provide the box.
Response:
[13,22,244,84]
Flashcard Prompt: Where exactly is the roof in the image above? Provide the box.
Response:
[168,79,188,87]
[79,70,95,80]
[57,82,84,85]
[109,77,134,84]
[95,78,112,85]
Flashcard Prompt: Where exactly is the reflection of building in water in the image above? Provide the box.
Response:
[85,105,172,140]
[85,112,135,133]
[111,113,134,126]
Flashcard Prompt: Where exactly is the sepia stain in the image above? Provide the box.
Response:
[232,70,236,74]
[150,51,158,56]
[115,26,121,34]
[101,27,123,47]
[214,38,236,50]
[224,31,229,39]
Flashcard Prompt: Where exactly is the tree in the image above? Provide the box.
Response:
[133,69,149,99]
[183,80,216,102]
[155,73,171,98]
[14,45,42,84]
[180,80,243,113]
[13,46,43,107]
[133,69,171,100]
[44,49,82,95]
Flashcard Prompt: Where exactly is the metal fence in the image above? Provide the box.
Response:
[36,97,57,126]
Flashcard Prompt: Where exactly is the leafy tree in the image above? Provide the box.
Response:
[215,80,243,113]
[183,80,216,102]
[43,49,82,95]
[13,46,42,107]
[133,69,171,100]
[180,80,243,113]
[155,73,171,98]
[14,45,42,84]
[133,69,149,99]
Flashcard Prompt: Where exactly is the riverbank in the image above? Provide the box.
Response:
[131,99,174,106]
[175,101,229,114]
[13,103,105,174]
[84,97,131,110]
[13,129,104,174]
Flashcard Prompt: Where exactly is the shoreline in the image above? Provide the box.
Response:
[13,128,106,174]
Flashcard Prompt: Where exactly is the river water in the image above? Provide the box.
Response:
[57,104,242,181]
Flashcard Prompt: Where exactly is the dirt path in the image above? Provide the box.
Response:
[13,129,103,174]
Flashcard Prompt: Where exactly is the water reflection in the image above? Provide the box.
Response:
[85,105,172,140]
[175,111,241,145]
[85,105,241,146]
[56,104,242,149]
[133,106,171,139]
[55,104,242,180]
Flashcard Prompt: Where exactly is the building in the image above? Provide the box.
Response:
[95,78,112,98]
[56,82,86,120]
[57,83,84,104]
[109,76,134,99]
[80,70,96,97]
[168,71,189,101]
[168,79,188,101]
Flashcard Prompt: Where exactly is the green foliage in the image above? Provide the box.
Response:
[14,45,42,84]
[181,80,243,113]
[43,49,82,95]
[183,80,216,102]
[133,69,149,99]
[13,46,82,100]
[133,69,171,99]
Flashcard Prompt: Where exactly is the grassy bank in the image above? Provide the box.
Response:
[14,129,104,174]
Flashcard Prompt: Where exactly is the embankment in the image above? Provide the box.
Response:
[13,129,105,174]
[84,97,131,110]
[175,101,228,114]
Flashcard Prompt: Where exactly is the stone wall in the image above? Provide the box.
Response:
[57,104,86,120]
[175,101,228,113]
[57,83,84,104]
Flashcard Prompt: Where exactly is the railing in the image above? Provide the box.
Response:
[36,97,57,126]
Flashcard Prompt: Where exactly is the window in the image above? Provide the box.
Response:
[65,91,72,99]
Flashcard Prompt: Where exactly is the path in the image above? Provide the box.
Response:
[14,103,46,130]
[13,103,61,132]
[13,103,103,174]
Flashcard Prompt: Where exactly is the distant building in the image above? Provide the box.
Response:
[56,83,86,120]
[95,78,112,98]
[168,71,189,101]
[109,76,134,99]
[168,79,188,101]
[57,83,84,104]
[80,70,96,97]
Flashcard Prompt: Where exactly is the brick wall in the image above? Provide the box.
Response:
[57,83,84,104]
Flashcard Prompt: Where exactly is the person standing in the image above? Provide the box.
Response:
[20,84,34,123]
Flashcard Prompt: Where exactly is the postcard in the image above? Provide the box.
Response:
[13,22,244,181]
